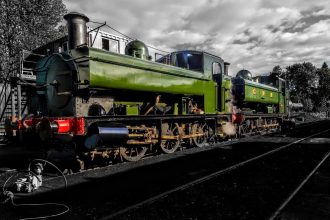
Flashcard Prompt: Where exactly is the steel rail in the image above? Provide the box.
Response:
[269,149,330,220]
[101,128,330,220]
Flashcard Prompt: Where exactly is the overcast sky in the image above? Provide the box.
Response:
[64,0,330,76]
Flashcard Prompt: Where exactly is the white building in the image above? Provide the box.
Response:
[87,27,167,61]
[87,27,130,54]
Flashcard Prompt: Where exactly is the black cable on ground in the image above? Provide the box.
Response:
[0,159,70,220]
[10,197,70,220]
[2,170,39,194]
[28,159,67,188]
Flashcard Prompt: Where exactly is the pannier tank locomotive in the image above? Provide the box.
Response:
[16,12,289,169]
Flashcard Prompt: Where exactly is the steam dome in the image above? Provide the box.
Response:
[236,69,252,80]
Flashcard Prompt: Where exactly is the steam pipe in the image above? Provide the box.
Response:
[224,62,230,75]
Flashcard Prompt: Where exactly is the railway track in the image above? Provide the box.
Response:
[269,149,330,220]
[102,128,330,220]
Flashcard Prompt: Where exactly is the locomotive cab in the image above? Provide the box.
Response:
[156,50,226,77]
[175,51,203,72]
[157,50,227,112]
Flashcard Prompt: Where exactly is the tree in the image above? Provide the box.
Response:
[0,0,67,79]
[321,62,328,69]
[285,62,317,111]
[269,65,283,78]
[317,62,330,108]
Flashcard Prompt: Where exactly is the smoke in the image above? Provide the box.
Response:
[226,101,241,114]
[222,122,236,136]
[231,104,241,114]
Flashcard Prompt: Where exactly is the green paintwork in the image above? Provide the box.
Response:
[267,106,274,113]
[86,48,217,114]
[278,79,288,114]
[125,40,150,60]
[220,75,284,114]
[221,76,232,113]
[244,80,279,104]
[33,42,290,118]
[203,52,225,80]
[174,103,179,115]
[36,46,289,117]
[126,106,139,115]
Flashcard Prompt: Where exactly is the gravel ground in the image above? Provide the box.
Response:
[112,131,330,220]
[279,137,330,220]
[0,120,329,220]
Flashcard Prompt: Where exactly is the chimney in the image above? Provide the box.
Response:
[224,62,230,75]
[64,12,89,49]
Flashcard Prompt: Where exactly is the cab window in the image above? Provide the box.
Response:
[175,51,203,72]
[212,62,222,75]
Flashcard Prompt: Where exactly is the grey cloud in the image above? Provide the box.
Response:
[173,39,215,51]
[283,15,330,33]
[266,25,278,33]
[243,29,252,36]
[260,0,322,9]
[232,37,262,46]
[64,0,330,75]
[301,6,324,16]
[232,29,263,48]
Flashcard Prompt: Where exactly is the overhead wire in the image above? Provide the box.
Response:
[89,20,134,41]
[89,20,170,55]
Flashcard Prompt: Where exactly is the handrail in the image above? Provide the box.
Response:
[0,72,12,105]
[0,79,12,124]
[0,50,43,125]
[0,53,20,124]
[22,50,45,58]
[0,89,13,122]
[0,83,10,106]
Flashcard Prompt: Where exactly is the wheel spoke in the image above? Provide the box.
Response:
[120,146,147,162]
[160,123,180,154]
[192,122,208,147]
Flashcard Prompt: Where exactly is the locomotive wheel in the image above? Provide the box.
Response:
[239,120,252,137]
[192,122,208,147]
[207,126,216,145]
[160,123,180,154]
[119,146,147,162]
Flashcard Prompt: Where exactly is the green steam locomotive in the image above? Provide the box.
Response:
[18,12,289,168]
